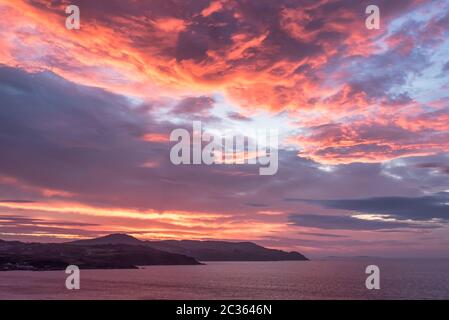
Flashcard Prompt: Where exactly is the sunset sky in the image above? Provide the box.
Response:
[1,0,449,258]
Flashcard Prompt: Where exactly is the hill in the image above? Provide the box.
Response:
[71,234,308,261]
[0,238,200,271]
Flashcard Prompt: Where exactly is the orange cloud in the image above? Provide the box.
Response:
[201,1,224,17]
[0,0,383,107]
[141,133,170,143]
[0,0,446,167]
[0,200,288,242]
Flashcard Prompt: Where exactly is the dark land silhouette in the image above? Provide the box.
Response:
[0,234,307,271]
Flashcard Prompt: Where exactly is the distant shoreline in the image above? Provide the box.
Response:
[0,234,307,271]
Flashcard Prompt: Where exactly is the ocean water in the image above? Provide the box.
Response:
[0,259,448,300]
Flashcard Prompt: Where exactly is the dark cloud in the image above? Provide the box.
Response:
[299,232,348,238]
[227,112,252,122]
[169,96,220,122]
[443,61,449,72]
[288,213,436,230]
[29,0,212,20]
[416,163,449,175]
[0,65,174,209]
[289,192,449,221]
[0,214,103,242]
[380,154,449,193]
[0,215,98,227]
[339,48,430,102]
[172,96,215,114]
[244,203,270,208]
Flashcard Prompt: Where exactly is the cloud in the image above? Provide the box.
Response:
[0,214,103,242]
[288,213,436,230]
[0,1,449,255]
[0,0,448,165]
[168,95,220,122]
[0,0,434,103]
[292,192,449,221]
[1,66,446,243]
[416,163,449,175]
[443,61,449,72]
[298,232,348,238]
[0,65,168,209]
[227,112,252,122]
[171,96,215,114]
[0,215,98,227]
[293,118,449,164]
[0,65,299,237]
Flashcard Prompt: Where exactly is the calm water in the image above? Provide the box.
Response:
[1,260,448,300]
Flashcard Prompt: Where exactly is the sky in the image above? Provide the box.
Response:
[0,0,449,258]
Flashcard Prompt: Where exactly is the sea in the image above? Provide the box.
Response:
[1,259,448,300]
